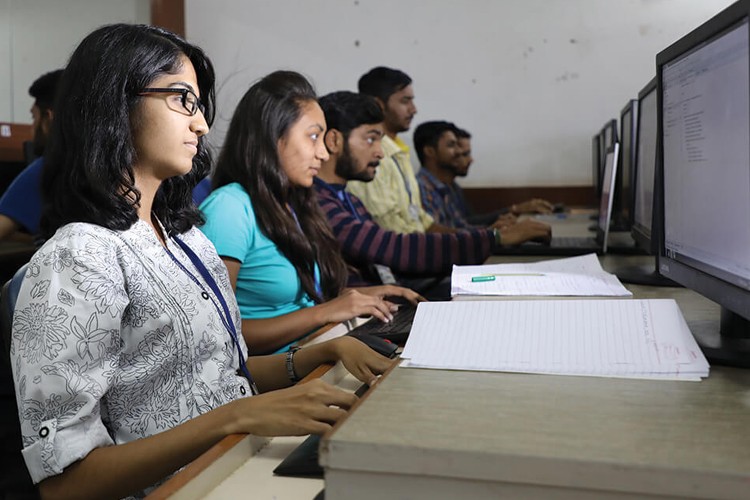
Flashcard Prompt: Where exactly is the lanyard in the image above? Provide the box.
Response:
[392,156,413,204]
[168,235,259,395]
[287,205,323,299]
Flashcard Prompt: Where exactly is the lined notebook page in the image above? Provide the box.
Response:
[451,254,632,297]
[401,300,708,380]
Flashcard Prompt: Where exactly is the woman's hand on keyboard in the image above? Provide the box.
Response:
[229,379,357,436]
[350,285,426,306]
[316,289,394,325]
[329,336,394,385]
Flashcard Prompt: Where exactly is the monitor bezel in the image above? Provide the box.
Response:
[596,119,618,199]
[592,134,602,199]
[616,99,638,230]
[656,0,750,324]
[631,76,658,253]
[598,142,619,254]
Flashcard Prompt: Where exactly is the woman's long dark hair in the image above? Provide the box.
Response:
[213,71,347,302]
[41,23,216,238]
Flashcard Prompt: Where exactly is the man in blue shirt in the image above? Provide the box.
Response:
[0,69,212,242]
[0,69,63,241]
[415,121,554,230]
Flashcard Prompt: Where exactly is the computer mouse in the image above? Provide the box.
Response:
[347,332,399,358]
[552,202,566,213]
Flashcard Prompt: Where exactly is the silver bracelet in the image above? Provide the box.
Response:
[286,346,301,383]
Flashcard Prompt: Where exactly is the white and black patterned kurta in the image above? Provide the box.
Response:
[9,220,252,492]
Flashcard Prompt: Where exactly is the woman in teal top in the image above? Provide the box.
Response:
[200,71,422,354]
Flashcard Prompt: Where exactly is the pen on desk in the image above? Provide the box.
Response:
[471,273,546,282]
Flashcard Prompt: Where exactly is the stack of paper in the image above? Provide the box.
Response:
[451,254,631,297]
[401,300,709,381]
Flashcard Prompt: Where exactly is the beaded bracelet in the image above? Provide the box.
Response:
[286,346,301,383]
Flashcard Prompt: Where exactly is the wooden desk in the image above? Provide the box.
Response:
[321,255,750,500]
[156,254,748,499]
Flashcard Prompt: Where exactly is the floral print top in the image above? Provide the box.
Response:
[9,220,251,494]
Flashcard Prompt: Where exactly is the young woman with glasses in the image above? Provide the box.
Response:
[9,24,391,499]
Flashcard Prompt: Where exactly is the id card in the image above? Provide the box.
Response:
[374,264,398,285]
[408,204,421,222]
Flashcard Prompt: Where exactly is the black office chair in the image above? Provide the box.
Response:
[0,264,39,499]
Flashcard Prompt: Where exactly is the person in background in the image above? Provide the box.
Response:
[314,91,541,299]
[0,69,63,242]
[10,24,391,499]
[414,121,551,244]
[346,67,454,234]
[443,127,555,225]
[0,68,211,244]
[200,70,423,355]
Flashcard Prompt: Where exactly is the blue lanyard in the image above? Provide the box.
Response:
[287,205,323,299]
[168,235,259,395]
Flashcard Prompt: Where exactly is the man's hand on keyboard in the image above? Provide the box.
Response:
[499,218,552,246]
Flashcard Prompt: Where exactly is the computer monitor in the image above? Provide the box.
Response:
[592,134,602,199]
[615,99,637,229]
[598,143,619,253]
[594,119,618,211]
[602,119,618,150]
[657,1,750,367]
[614,78,678,286]
[632,79,658,253]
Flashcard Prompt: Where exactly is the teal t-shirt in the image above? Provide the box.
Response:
[199,183,315,351]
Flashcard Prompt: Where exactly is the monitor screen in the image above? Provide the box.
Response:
[616,101,637,228]
[633,81,657,246]
[658,10,750,366]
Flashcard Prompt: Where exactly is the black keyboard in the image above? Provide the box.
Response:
[346,304,417,344]
[549,236,599,248]
[273,383,371,478]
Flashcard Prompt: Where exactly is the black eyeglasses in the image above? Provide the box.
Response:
[139,87,205,116]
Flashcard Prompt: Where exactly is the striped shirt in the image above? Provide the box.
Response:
[314,178,497,280]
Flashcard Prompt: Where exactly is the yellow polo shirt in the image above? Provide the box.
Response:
[346,135,434,233]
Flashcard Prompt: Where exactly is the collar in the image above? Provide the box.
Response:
[382,134,408,158]
[313,176,346,195]
[418,167,449,191]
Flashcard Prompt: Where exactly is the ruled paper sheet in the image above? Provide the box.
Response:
[401,300,709,380]
[451,254,632,297]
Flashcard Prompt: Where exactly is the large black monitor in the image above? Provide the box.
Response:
[615,99,637,229]
[591,120,619,222]
[591,134,602,198]
[657,0,750,367]
[614,78,678,286]
[632,78,658,253]
[599,119,618,187]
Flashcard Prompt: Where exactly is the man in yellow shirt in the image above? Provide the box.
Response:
[346,67,445,234]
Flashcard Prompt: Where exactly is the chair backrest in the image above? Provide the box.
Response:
[0,263,38,498]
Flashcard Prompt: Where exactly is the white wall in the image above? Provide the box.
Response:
[187,0,735,188]
[0,0,149,124]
